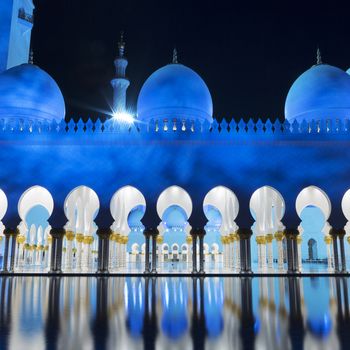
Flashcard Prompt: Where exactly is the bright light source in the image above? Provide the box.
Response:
[112,112,134,124]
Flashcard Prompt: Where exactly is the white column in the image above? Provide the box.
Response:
[65,231,75,271]
[76,233,84,271]
[297,236,302,272]
[235,239,240,271]
[266,234,274,271]
[324,235,333,272]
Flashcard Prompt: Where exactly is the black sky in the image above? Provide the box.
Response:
[31,0,350,121]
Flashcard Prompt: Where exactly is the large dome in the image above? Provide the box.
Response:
[0,64,65,123]
[285,64,350,123]
[137,63,213,123]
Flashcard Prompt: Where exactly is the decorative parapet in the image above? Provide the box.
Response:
[1,117,350,138]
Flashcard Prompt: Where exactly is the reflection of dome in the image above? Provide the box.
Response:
[285,64,350,123]
[137,63,213,123]
[0,64,65,122]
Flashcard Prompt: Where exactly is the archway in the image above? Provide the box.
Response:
[110,186,146,271]
[64,185,99,272]
[296,186,331,271]
[203,186,239,271]
[157,186,192,272]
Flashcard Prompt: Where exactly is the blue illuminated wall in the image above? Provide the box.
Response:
[0,118,349,251]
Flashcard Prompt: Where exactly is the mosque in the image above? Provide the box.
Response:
[2,0,350,274]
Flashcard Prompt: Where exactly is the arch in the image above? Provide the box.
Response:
[131,243,140,254]
[0,189,8,222]
[249,186,285,236]
[64,185,99,235]
[157,186,192,220]
[211,243,219,254]
[18,186,54,223]
[296,186,331,220]
[308,238,318,260]
[110,186,146,236]
[203,186,239,235]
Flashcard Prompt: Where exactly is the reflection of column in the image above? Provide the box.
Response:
[64,231,75,271]
[336,277,350,349]
[143,229,151,274]
[240,276,255,350]
[275,231,285,271]
[191,277,206,349]
[324,235,333,271]
[266,234,274,270]
[142,277,158,349]
[45,276,61,350]
[288,277,304,350]
[92,277,109,350]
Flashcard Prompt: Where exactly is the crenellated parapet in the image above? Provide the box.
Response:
[1,117,350,141]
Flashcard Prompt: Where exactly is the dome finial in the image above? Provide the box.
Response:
[29,49,34,64]
[118,31,125,58]
[316,47,322,65]
[172,47,178,64]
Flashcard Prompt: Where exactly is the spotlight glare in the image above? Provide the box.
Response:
[112,112,134,124]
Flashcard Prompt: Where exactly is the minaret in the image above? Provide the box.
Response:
[316,47,322,65]
[111,32,130,114]
[0,0,35,72]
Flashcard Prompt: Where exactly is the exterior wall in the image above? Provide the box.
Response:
[0,118,349,237]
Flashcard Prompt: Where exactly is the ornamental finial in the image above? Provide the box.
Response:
[316,47,322,65]
[172,47,178,64]
[29,49,34,64]
[118,31,125,58]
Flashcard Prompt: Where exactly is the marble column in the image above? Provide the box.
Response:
[2,229,11,272]
[9,229,19,272]
[150,228,159,274]
[75,233,84,271]
[285,229,299,274]
[238,228,253,273]
[64,231,75,271]
[82,235,94,272]
[198,229,206,274]
[274,231,285,271]
[143,229,151,274]
[338,229,347,273]
[96,228,111,273]
[190,228,199,274]
[49,228,66,273]
[330,228,340,273]
[266,234,274,270]
[324,235,333,271]
[256,235,266,272]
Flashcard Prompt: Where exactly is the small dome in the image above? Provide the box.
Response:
[137,63,213,123]
[285,64,350,123]
[0,64,65,123]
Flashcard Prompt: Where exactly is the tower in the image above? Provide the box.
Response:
[111,32,130,114]
[0,0,34,73]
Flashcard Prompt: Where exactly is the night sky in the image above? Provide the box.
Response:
[31,0,350,121]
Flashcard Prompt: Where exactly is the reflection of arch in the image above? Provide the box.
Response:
[110,186,146,236]
[308,239,317,260]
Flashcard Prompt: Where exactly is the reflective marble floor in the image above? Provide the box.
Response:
[0,276,349,349]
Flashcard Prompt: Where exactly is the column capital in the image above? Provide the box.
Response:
[190,228,205,237]
[3,228,19,237]
[50,228,66,238]
[237,228,252,239]
[96,228,112,239]
[284,228,299,240]
[330,228,346,238]
[143,227,158,237]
